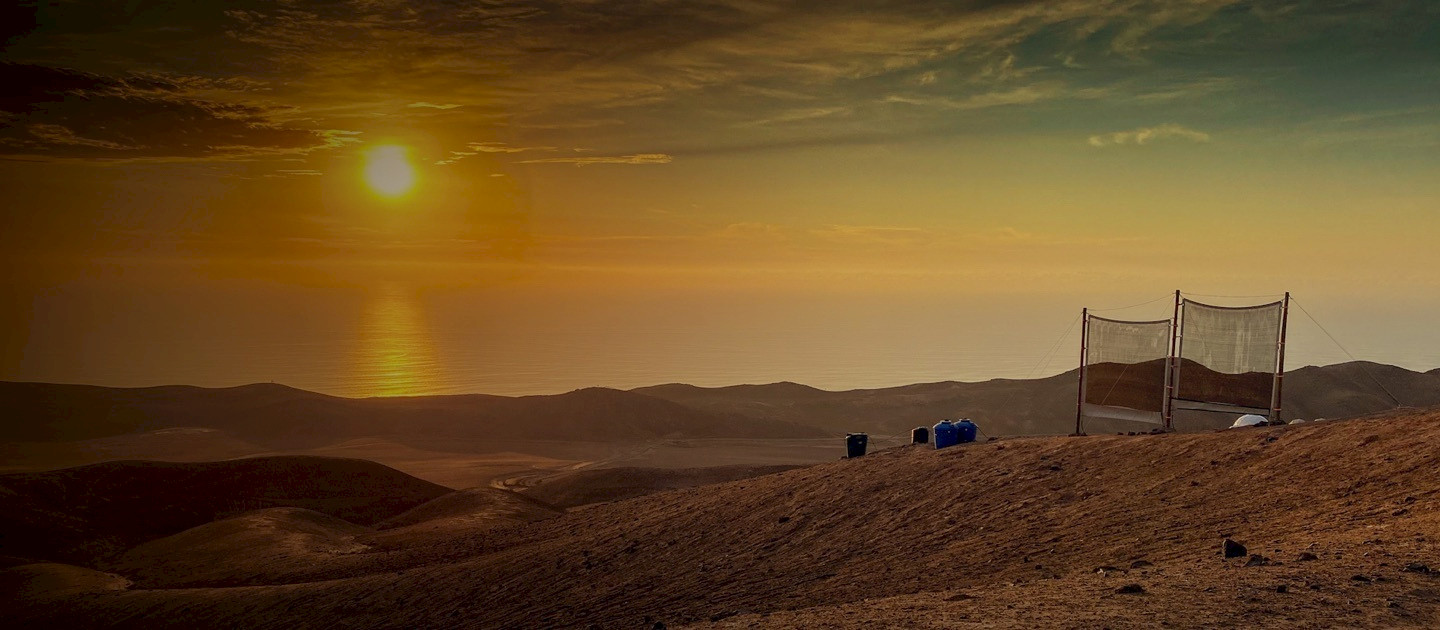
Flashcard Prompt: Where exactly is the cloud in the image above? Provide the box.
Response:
[518,153,673,166]
[1088,124,1212,147]
[0,63,347,160]
[735,107,849,128]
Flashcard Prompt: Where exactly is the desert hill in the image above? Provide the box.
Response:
[0,381,823,449]
[7,407,1440,628]
[0,456,449,565]
[1,362,1431,458]
[105,507,372,588]
[635,360,1440,435]
[516,463,802,509]
[375,487,562,531]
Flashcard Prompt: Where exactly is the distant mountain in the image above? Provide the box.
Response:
[635,361,1440,436]
[2,361,1432,449]
[0,382,823,448]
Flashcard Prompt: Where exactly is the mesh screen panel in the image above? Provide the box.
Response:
[1082,316,1171,415]
[1174,300,1283,409]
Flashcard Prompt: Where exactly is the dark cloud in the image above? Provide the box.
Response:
[1,1,1437,161]
[0,63,347,160]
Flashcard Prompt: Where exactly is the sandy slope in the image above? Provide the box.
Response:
[7,407,1440,628]
[519,464,803,509]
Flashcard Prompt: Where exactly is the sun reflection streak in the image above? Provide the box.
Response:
[354,283,439,397]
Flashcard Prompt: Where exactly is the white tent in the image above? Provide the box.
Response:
[1230,414,1268,428]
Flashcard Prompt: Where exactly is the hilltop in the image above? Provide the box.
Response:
[6,406,1440,628]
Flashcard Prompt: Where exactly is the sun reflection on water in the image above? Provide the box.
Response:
[354,283,439,397]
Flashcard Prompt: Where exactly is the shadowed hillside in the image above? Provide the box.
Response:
[0,456,449,565]
[6,407,1440,628]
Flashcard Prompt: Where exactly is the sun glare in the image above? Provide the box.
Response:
[364,145,416,197]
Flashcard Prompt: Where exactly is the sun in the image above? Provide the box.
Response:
[363,145,416,197]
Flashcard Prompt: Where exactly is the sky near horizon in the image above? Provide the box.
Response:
[3,1,1440,395]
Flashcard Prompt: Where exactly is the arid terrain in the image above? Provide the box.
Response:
[3,366,1440,628]
[2,402,1439,628]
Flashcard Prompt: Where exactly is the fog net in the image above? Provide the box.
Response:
[1173,299,1284,412]
[1081,316,1171,424]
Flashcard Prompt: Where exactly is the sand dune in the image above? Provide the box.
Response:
[7,406,1440,628]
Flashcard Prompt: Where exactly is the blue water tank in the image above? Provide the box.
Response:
[956,419,978,443]
[933,420,958,449]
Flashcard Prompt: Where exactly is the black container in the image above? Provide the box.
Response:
[911,426,929,444]
[845,433,868,458]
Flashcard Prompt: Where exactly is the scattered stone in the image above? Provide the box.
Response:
[1048,464,1062,471]
[1095,565,1121,574]
[1393,508,1409,517]
[1275,585,1289,594]
[1352,575,1372,583]
[1245,554,1271,567]
[1402,563,1433,574]
[1223,539,1248,558]
[1297,552,1319,562]
[1116,584,1146,594]
[1130,560,1154,569]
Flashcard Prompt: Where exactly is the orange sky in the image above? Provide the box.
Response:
[3,1,1439,392]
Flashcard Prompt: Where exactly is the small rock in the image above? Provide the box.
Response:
[1223,539,1248,559]
[709,611,740,622]
[1402,563,1432,574]
[1275,585,1289,593]
[1130,560,1154,569]
[777,516,790,523]
[1095,565,1121,574]
[1393,508,1409,517]
[1245,554,1271,567]
[1352,575,1372,583]
[945,592,973,602]
[1297,552,1319,562]
[1116,583,1146,594]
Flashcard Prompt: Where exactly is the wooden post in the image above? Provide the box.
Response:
[1271,292,1290,424]
[1075,308,1088,436]
[1163,290,1181,430]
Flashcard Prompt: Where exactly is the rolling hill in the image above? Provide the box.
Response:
[5,406,1440,628]
[0,456,449,565]
[0,382,824,449]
